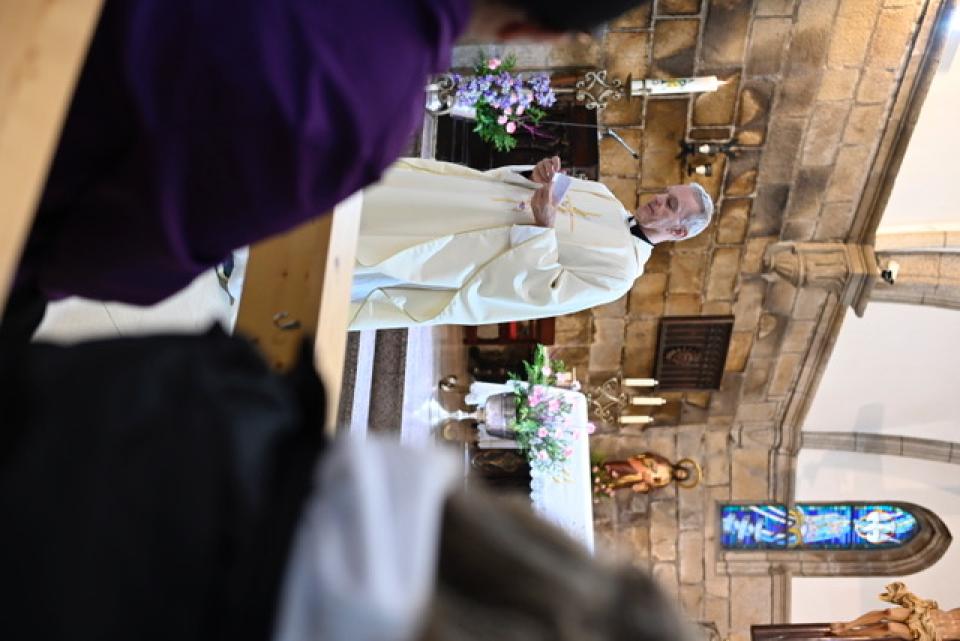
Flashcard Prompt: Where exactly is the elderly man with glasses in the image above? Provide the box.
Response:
[349,156,714,330]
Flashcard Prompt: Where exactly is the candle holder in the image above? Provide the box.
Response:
[585,377,664,428]
[679,139,740,160]
[687,163,713,177]
[573,70,625,111]
[424,73,458,115]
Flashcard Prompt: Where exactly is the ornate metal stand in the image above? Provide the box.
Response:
[560,70,625,110]
[585,377,665,428]
[585,377,631,425]
[424,73,458,115]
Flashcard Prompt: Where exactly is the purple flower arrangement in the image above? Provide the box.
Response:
[451,55,557,152]
[509,345,595,477]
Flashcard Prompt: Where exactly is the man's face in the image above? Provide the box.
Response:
[632,185,702,240]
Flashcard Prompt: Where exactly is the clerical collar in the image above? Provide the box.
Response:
[629,221,654,245]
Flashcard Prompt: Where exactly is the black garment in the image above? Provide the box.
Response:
[629,222,654,245]
[0,329,325,641]
[0,282,47,350]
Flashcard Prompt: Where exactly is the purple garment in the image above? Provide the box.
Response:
[21,0,471,304]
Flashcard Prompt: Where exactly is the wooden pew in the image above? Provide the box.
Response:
[0,0,104,315]
[233,195,361,434]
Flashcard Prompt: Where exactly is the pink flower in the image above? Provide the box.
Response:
[553,428,564,439]
[537,427,549,438]
[537,450,549,461]
[516,105,525,115]
[487,57,501,70]
[541,365,552,377]
[497,114,508,125]
[563,447,574,458]
[503,106,513,116]
[505,122,517,134]
[548,399,560,413]
[586,422,596,434]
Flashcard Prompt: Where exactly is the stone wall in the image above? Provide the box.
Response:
[532,0,948,639]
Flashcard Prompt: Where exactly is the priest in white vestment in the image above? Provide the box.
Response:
[348,157,714,330]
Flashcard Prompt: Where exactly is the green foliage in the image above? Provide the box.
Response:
[473,104,517,152]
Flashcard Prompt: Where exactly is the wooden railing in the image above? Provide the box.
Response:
[234,196,361,433]
[0,0,104,315]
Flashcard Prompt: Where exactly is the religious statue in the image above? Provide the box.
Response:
[831,582,960,641]
[593,452,702,496]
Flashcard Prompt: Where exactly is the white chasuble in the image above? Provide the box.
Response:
[348,158,651,330]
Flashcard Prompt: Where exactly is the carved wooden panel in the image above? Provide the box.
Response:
[654,316,734,390]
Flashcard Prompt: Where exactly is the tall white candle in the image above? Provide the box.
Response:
[624,378,658,387]
[620,415,654,424]
[631,397,667,406]
[630,76,723,96]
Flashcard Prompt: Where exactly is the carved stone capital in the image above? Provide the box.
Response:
[763,242,878,315]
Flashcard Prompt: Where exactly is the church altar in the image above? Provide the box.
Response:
[465,381,595,553]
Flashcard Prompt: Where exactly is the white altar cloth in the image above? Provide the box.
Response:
[466,381,595,553]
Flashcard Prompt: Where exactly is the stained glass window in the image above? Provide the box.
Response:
[720,503,919,550]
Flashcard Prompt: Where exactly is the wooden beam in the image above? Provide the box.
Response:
[0,0,103,314]
[234,194,362,434]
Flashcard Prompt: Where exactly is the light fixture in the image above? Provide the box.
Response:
[880,260,900,285]
[679,140,739,159]
[687,163,713,177]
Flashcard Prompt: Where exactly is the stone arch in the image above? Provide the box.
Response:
[801,431,960,465]
[871,227,960,310]
[717,501,951,577]
[872,250,960,310]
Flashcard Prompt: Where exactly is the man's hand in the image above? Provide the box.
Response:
[530,184,557,228]
[531,156,562,184]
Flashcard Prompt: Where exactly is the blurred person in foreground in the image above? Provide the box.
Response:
[0,333,694,641]
[3,0,647,343]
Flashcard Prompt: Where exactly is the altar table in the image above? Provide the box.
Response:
[465,381,595,553]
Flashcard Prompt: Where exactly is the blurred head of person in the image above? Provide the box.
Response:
[420,489,697,641]
[274,438,695,641]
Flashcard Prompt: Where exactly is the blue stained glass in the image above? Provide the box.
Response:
[721,505,791,549]
[797,504,853,548]
[851,505,919,548]
[721,503,920,551]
